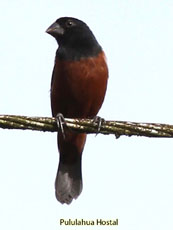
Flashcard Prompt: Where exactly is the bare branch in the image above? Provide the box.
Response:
[0,114,173,138]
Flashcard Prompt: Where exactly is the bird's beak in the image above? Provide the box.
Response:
[46,22,64,36]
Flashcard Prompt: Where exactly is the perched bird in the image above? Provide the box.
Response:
[46,17,108,204]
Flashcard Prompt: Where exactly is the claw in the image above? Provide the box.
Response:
[93,116,105,135]
[56,113,66,139]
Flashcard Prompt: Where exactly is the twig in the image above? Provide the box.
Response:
[0,114,173,138]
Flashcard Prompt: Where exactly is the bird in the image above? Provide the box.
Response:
[46,17,108,204]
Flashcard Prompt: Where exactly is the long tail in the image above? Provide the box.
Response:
[55,132,86,204]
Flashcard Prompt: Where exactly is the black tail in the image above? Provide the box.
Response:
[55,156,82,204]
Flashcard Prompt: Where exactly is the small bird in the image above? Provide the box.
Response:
[46,17,108,204]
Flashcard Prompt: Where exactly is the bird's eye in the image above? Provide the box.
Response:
[66,20,74,27]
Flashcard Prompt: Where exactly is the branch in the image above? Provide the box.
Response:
[0,114,173,138]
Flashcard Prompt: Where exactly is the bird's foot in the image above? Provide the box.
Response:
[56,113,66,139]
[93,116,105,135]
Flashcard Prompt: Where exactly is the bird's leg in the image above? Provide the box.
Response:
[93,116,105,135]
[56,113,66,139]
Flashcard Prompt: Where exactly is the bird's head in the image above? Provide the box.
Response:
[46,17,101,59]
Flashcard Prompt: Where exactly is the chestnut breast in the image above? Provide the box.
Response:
[51,51,108,118]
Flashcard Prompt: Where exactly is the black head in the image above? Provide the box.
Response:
[46,17,102,60]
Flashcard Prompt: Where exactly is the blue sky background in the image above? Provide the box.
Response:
[0,1,173,230]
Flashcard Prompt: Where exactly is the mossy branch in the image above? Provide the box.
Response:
[1,114,173,138]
